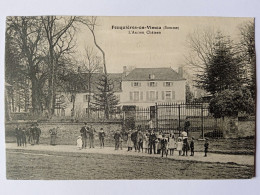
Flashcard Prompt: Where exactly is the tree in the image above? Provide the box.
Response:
[209,88,254,118]
[93,75,119,119]
[239,21,256,100]
[81,47,102,117]
[41,16,77,115]
[185,84,194,103]
[185,27,217,73]
[195,33,243,94]
[78,17,110,118]
[6,16,48,114]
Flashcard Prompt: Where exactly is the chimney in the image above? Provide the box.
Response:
[178,67,183,78]
[123,66,130,77]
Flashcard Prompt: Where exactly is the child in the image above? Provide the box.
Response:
[168,134,176,156]
[182,137,189,156]
[127,131,133,151]
[143,134,148,153]
[77,136,83,150]
[204,139,209,157]
[161,134,168,157]
[176,137,183,156]
[190,137,195,156]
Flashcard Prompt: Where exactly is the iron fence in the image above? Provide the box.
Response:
[123,102,223,138]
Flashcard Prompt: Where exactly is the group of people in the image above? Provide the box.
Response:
[125,128,209,158]
[77,122,106,149]
[14,123,41,147]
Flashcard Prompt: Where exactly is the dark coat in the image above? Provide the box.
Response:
[80,126,88,138]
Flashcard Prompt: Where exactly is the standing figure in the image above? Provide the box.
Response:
[184,118,191,136]
[114,131,121,150]
[49,127,58,146]
[149,130,157,154]
[76,136,83,150]
[98,128,105,148]
[182,138,189,156]
[157,134,162,154]
[21,128,27,147]
[131,130,138,151]
[176,137,183,156]
[190,137,195,156]
[137,130,143,152]
[142,133,148,153]
[15,125,22,147]
[204,139,209,157]
[89,125,96,148]
[80,123,88,149]
[161,134,168,157]
[126,130,133,151]
[35,123,41,144]
[30,124,36,145]
[168,134,176,156]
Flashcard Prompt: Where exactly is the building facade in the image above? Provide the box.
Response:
[120,68,186,108]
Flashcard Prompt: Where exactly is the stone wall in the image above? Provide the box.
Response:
[5,121,123,146]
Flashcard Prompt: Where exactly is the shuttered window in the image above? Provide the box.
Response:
[130,92,133,101]
[172,91,175,100]
[162,91,165,100]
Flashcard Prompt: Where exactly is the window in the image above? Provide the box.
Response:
[133,82,141,87]
[148,82,157,87]
[134,91,139,101]
[165,82,173,87]
[150,91,155,101]
[165,91,171,100]
[149,74,155,79]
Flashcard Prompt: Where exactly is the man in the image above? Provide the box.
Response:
[184,118,191,136]
[80,123,88,149]
[131,129,138,151]
[15,124,22,147]
[137,129,143,152]
[88,125,96,148]
[35,123,41,144]
[98,128,105,148]
[114,130,121,150]
[149,130,157,154]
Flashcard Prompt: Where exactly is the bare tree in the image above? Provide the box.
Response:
[185,27,217,72]
[81,47,102,117]
[6,16,48,114]
[41,16,77,115]
[78,16,110,119]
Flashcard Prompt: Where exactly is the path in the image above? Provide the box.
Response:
[5,143,254,166]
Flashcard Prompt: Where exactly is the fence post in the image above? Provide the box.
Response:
[178,104,181,136]
[155,103,158,132]
[201,104,204,139]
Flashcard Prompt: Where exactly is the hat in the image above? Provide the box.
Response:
[78,136,82,138]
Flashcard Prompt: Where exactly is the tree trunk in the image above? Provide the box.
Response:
[31,77,43,115]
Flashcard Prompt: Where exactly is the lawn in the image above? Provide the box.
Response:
[6,149,254,180]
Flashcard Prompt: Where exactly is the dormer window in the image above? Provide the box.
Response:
[164,82,173,87]
[149,74,155,79]
[148,82,157,87]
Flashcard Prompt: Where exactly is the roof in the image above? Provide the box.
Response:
[57,72,123,93]
[123,68,185,81]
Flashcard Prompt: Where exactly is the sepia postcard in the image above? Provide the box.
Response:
[5,16,256,180]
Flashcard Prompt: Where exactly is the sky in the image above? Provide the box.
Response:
[75,16,253,74]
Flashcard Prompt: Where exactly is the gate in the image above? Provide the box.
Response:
[123,102,223,138]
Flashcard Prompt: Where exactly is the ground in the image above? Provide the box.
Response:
[6,145,254,180]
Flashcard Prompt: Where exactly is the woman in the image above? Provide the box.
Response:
[126,130,134,151]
